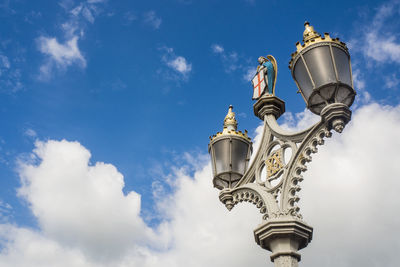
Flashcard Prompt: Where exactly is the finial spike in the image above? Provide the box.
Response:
[224,105,238,131]
[303,21,320,42]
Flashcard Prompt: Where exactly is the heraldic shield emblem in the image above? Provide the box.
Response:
[252,68,267,99]
[251,55,278,100]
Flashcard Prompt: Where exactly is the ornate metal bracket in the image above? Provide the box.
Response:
[218,95,351,221]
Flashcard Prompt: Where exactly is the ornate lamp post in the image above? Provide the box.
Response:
[208,22,356,267]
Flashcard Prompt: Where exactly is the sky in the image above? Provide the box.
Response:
[0,0,400,266]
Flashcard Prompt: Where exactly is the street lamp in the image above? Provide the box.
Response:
[208,105,253,190]
[208,22,355,267]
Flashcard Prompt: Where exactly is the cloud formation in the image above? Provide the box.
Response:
[38,36,86,68]
[143,11,162,29]
[360,1,400,64]
[37,0,106,80]
[17,140,155,262]
[211,44,224,54]
[0,103,399,266]
[210,43,255,82]
[166,56,192,74]
[0,52,23,93]
[160,47,192,81]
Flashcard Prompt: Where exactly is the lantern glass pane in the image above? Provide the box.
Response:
[294,57,313,99]
[214,177,228,190]
[303,46,336,88]
[310,103,325,115]
[213,139,231,174]
[319,84,336,101]
[332,47,352,86]
[336,86,353,103]
[343,94,354,106]
[231,139,249,174]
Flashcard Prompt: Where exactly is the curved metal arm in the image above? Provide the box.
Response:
[218,99,349,221]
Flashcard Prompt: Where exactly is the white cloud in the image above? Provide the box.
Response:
[38,36,86,68]
[300,103,400,266]
[361,1,400,63]
[0,225,93,267]
[37,0,106,79]
[17,140,155,262]
[384,73,400,89]
[70,1,104,24]
[160,47,192,80]
[210,43,255,80]
[352,67,365,91]
[280,108,320,132]
[1,103,400,266]
[243,66,255,82]
[0,52,23,93]
[0,55,10,69]
[143,11,162,30]
[122,11,138,25]
[37,36,86,80]
[211,44,224,54]
[365,32,400,63]
[24,128,37,138]
[167,56,192,74]
[0,200,12,223]
[347,65,370,107]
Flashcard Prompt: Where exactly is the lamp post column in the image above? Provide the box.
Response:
[252,96,313,267]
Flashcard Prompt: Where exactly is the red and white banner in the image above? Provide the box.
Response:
[252,68,267,100]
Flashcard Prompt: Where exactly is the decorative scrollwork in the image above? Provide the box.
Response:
[266,149,284,177]
[281,125,332,218]
[219,112,333,222]
[218,97,349,223]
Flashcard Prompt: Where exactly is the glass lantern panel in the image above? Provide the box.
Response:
[214,177,228,190]
[310,103,325,115]
[294,57,313,99]
[309,92,325,106]
[319,84,336,102]
[303,46,336,89]
[213,139,231,174]
[343,94,354,106]
[332,47,352,86]
[336,85,352,103]
[231,138,249,174]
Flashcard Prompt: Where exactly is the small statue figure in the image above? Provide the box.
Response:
[252,55,277,99]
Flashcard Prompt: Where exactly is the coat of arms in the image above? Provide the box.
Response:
[251,55,278,100]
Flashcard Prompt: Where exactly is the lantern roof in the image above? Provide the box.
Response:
[209,105,251,142]
[288,22,348,70]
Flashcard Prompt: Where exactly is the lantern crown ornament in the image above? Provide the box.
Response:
[224,105,238,131]
[208,106,252,190]
[302,21,320,42]
[210,105,251,141]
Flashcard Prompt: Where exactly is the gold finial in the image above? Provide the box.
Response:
[303,21,320,42]
[289,22,348,70]
[223,105,237,130]
[209,105,251,142]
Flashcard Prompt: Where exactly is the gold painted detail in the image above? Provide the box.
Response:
[289,21,348,69]
[303,22,320,42]
[224,105,237,130]
[266,149,284,177]
[210,105,251,141]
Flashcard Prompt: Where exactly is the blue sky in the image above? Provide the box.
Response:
[0,0,400,266]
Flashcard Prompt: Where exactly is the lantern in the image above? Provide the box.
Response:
[208,106,252,190]
[289,22,356,115]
